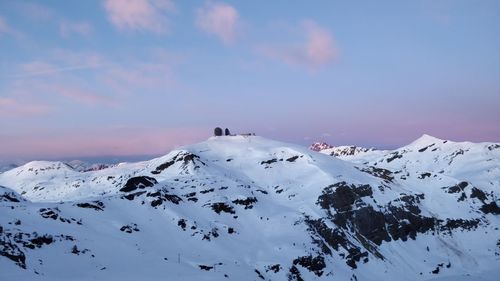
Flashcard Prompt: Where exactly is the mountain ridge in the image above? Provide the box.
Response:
[0,134,499,281]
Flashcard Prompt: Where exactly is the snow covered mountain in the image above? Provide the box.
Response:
[1,135,499,281]
[312,142,388,165]
[65,160,113,172]
[309,142,333,152]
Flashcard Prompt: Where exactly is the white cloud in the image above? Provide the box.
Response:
[104,0,174,34]
[196,2,239,44]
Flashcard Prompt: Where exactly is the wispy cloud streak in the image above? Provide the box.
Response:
[8,64,103,79]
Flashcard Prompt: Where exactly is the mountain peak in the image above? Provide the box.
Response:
[21,160,73,170]
[309,142,334,152]
[410,134,445,147]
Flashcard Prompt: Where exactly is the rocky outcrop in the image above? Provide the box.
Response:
[120,176,157,192]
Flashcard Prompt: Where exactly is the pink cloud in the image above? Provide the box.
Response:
[6,49,178,108]
[196,2,239,44]
[103,0,174,34]
[101,61,176,95]
[12,55,103,78]
[8,77,116,107]
[258,20,338,68]
[7,52,115,107]
[0,98,51,117]
[303,21,337,66]
[15,3,92,38]
[59,21,92,37]
[48,84,117,106]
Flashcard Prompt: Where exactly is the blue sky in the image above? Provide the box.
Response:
[0,0,499,161]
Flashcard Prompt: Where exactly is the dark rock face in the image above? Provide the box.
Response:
[470,187,488,202]
[199,265,214,271]
[488,144,500,151]
[120,224,139,233]
[232,197,258,209]
[211,203,235,214]
[0,189,22,202]
[305,218,368,269]
[184,192,198,202]
[358,166,394,182]
[352,206,391,245]
[442,219,480,232]
[120,176,157,192]
[29,236,54,248]
[386,152,403,163]
[151,160,176,174]
[177,219,187,230]
[70,245,89,255]
[481,202,500,215]
[444,182,468,194]
[266,264,281,273]
[202,228,219,241]
[200,188,215,194]
[442,183,499,214]
[317,182,372,212]
[147,189,183,206]
[419,172,432,179]
[293,255,326,277]
[120,185,184,207]
[122,191,146,201]
[39,208,59,220]
[384,196,435,242]
[310,181,489,269]
[1,227,74,269]
[255,269,265,279]
[418,144,435,152]
[38,208,77,224]
[286,156,300,162]
[287,265,304,281]
[0,227,26,269]
[75,201,104,211]
[151,152,204,175]
[261,158,278,165]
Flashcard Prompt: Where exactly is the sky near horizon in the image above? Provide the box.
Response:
[0,0,499,162]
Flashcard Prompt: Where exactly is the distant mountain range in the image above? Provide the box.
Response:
[0,155,160,175]
[0,164,19,174]
[1,134,499,281]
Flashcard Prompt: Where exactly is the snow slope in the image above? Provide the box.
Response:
[1,135,499,281]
